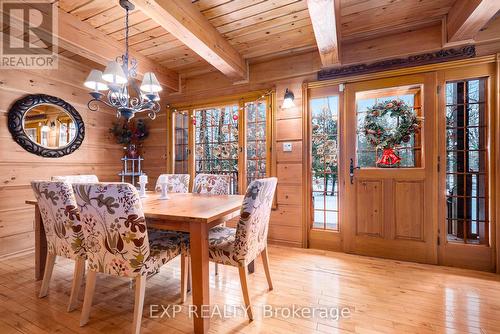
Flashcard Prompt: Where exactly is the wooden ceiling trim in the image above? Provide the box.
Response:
[307,0,341,67]
[447,0,500,42]
[134,0,247,80]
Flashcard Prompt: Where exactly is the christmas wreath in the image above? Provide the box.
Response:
[363,99,421,166]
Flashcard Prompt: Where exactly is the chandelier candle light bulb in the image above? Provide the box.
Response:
[139,174,148,198]
[158,175,170,200]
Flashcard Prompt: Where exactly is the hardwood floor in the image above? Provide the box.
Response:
[1,245,500,334]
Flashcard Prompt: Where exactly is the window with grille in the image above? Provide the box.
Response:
[445,78,489,245]
[310,96,339,231]
[174,111,189,174]
[195,106,239,194]
[355,86,422,168]
[246,100,268,185]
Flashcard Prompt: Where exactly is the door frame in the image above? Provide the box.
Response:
[436,62,497,272]
[304,84,344,251]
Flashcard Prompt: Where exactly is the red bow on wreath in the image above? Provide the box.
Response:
[376,148,401,166]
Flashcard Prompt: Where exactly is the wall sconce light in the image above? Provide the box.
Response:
[282,88,295,109]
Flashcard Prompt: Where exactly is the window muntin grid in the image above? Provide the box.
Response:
[174,112,189,174]
[195,106,239,194]
[445,78,489,245]
[310,96,339,231]
[246,101,267,185]
[355,87,422,168]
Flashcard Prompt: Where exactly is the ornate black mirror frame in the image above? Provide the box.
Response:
[8,94,85,158]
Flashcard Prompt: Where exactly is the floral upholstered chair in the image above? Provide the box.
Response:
[30,181,86,312]
[52,175,99,183]
[154,174,190,193]
[72,182,188,334]
[192,173,230,195]
[208,177,277,320]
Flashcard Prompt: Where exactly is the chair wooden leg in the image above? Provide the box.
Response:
[38,253,56,298]
[238,266,253,321]
[180,254,189,303]
[132,275,147,334]
[261,247,273,291]
[67,257,86,312]
[80,270,97,327]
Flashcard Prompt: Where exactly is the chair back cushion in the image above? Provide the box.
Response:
[233,177,277,264]
[30,181,85,260]
[72,182,151,277]
[52,175,99,183]
[155,174,190,193]
[192,173,230,195]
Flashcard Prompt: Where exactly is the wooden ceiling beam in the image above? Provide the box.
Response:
[132,0,247,81]
[307,0,341,68]
[447,0,500,43]
[3,4,180,91]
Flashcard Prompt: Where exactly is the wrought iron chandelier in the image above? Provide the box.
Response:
[83,0,162,121]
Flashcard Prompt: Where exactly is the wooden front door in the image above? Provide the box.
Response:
[343,73,438,264]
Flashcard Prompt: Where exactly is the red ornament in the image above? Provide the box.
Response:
[376,148,401,166]
[192,119,196,125]
[233,114,238,121]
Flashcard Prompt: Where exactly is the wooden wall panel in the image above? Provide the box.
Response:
[394,181,424,241]
[276,118,303,141]
[355,180,383,237]
[275,140,302,162]
[0,57,124,258]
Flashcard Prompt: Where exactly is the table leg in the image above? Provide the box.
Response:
[34,204,47,281]
[189,223,210,334]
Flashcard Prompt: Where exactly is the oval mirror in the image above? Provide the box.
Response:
[8,94,85,157]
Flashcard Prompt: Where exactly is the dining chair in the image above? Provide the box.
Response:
[30,181,86,312]
[72,182,189,334]
[154,174,190,193]
[192,173,231,275]
[192,173,231,195]
[208,177,277,320]
[52,175,99,183]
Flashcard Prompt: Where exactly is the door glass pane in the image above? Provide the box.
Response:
[246,100,268,185]
[445,78,488,245]
[355,85,423,168]
[310,96,339,231]
[174,111,189,174]
[195,106,239,194]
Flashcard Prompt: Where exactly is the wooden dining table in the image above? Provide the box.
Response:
[26,191,244,334]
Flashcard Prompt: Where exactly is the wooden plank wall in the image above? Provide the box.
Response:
[0,57,123,258]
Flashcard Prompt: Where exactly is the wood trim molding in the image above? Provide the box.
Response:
[318,46,476,81]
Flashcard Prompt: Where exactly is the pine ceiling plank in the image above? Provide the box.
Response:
[195,0,233,12]
[70,1,115,21]
[58,0,92,13]
[215,1,307,34]
[138,38,186,58]
[340,0,453,37]
[447,0,500,42]
[134,0,247,80]
[223,9,310,39]
[238,24,316,58]
[123,27,171,46]
[307,0,340,67]
[229,18,312,45]
[132,33,179,52]
[97,11,151,35]
[202,0,267,20]
[108,19,160,41]
[83,5,125,28]
[208,0,300,27]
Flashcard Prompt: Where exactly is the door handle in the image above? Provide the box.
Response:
[349,158,360,184]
